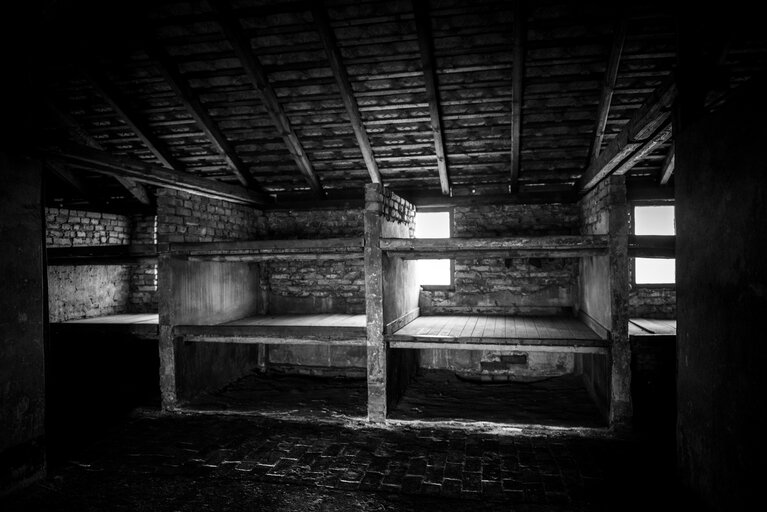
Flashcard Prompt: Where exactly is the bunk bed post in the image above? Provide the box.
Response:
[365,184,387,422]
[157,250,177,410]
[607,176,631,426]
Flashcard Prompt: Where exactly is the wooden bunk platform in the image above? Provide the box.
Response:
[629,318,677,339]
[174,314,366,345]
[386,315,608,354]
[51,313,159,340]
[166,238,364,261]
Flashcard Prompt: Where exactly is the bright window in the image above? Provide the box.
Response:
[414,211,452,286]
[634,205,675,285]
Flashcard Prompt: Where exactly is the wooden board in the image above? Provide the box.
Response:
[629,318,677,336]
[387,314,608,353]
[175,313,367,345]
[61,313,159,325]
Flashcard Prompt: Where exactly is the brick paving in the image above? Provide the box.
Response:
[2,412,683,511]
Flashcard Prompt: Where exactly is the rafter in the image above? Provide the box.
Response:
[412,0,450,195]
[578,80,677,193]
[39,145,272,206]
[589,14,627,164]
[208,0,323,196]
[659,143,675,185]
[312,1,381,185]
[85,67,181,171]
[43,96,153,206]
[144,41,260,190]
[510,0,526,189]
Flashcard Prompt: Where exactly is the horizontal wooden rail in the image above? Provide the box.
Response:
[380,236,609,259]
[47,244,158,265]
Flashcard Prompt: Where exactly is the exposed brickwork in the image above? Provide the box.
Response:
[580,180,612,236]
[156,189,266,243]
[45,208,130,247]
[267,259,365,314]
[382,188,416,235]
[128,215,158,313]
[629,287,676,319]
[47,265,131,322]
[454,204,579,238]
[265,209,363,238]
[420,202,579,316]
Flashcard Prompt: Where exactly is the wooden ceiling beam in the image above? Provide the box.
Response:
[208,0,324,197]
[144,41,261,191]
[312,1,381,185]
[43,96,153,206]
[659,143,675,185]
[412,0,450,195]
[509,0,526,189]
[84,67,181,171]
[578,79,677,193]
[588,14,627,164]
[39,145,272,207]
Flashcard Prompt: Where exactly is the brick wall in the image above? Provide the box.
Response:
[264,208,365,314]
[265,208,363,238]
[629,287,676,318]
[45,208,130,247]
[46,209,159,320]
[580,179,611,236]
[156,189,266,243]
[420,202,580,315]
[47,265,131,322]
[382,187,416,234]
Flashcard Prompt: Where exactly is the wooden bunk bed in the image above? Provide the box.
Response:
[51,313,159,340]
[380,235,610,354]
[166,238,365,347]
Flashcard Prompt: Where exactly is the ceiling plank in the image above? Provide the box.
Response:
[312,1,381,185]
[43,96,153,206]
[509,0,526,189]
[588,14,627,164]
[39,145,272,207]
[659,143,675,185]
[578,80,677,193]
[412,0,450,195]
[209,0,324,197]
[144,41,260,190]
[84,67,181,171]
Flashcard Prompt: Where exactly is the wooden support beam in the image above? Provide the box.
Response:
[612,121,673,175]
[46,161,93,198]
[44,96,153,205]
[85,67,181,171]
[412,0,450,195]
[628,235,675,258]
[144,41,259,190]
[589,14,627,163]
[47,244,159,265]
[39,144,272,206]
[659,143,675,185]
[578,80,677,193]
[209,0,323,196]
[509,0,526,188]
[312,1,381,185]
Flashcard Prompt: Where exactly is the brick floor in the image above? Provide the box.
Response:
[1,412,686,511]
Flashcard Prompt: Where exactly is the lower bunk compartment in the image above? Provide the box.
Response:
[384,314,611,429]
[171,314,368,420]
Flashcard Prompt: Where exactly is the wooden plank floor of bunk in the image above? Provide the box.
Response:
[51,313,160,339]
[629,318,677,341]
[386,315,608,354]
[175,313,367,345]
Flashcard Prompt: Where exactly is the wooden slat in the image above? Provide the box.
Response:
[578,80,677,193]
[209,0,323,196]
[659,143,675,185]
[312,1,381,185]
[175,323,366,344]
[589,14,627,164]
[47,244,158,265]
[39,144,271,206]
[380,236,609,257]
[144,40,260,190]
[413,0,450,195]
[628,235,675,258]
[168,237,364,256]
[510,0,525,188]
